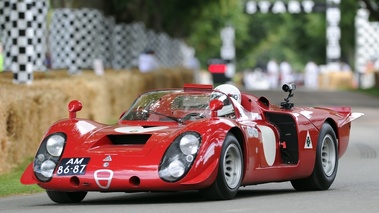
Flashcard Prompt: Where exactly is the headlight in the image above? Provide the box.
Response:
[40,160,56,177]
[159,132,201,182]
[168,160,186,178]
[46,134,65,156]
[34,132,67,182]
[179,134,200,155]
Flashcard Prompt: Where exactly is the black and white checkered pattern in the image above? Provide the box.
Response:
[111,24,131,69]
[1,5,192,82]
[0,0,14,72]
[156,32,170,67]
[49,8,104,73]
[10,0,36,84]
[355,8,379,74]
[98,17,115,68]
[33,0,48,71]
[49,9,73,70]
[0,0,48,83]
[169,39,185,67]
[129,22,148,68]
[111,22,147,69]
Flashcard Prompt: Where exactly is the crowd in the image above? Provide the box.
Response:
[243,59,356,90]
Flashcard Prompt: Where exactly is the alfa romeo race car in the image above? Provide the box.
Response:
[21,83,363,203]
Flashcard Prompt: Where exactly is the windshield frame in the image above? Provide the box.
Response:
[120,88,235,123]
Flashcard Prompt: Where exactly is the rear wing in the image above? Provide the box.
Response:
[315,106,364,127]
[339,112,364,127]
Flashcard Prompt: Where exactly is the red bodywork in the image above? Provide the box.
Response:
[21,84,360,193]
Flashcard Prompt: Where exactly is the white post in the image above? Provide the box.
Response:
[326,0,341,67]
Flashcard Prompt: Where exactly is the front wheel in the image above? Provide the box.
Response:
[200,134,243,200]
[46,190,87,203]
[291,123,338,191]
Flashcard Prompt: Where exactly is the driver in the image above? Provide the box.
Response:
[212,84,241,117]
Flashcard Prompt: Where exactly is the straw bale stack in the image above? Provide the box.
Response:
[0,68,193,174]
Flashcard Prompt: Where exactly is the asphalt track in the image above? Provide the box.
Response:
[1,88,378,213]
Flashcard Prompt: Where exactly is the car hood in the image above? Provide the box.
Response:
[67,121,189,156]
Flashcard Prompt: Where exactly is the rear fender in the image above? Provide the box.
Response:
[315,106,363,127]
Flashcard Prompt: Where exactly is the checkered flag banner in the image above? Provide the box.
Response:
[49,8,105,73]
[50,9,186,72]
[111,22,147,69]
[98,17,115,68]
[355,8,379,74]
[1,5,192,82]
[0,0,48,84]
[0,0,12,72]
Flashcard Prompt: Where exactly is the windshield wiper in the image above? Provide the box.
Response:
[143,109,183,124]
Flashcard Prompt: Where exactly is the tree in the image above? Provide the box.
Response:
[49,0,361,72]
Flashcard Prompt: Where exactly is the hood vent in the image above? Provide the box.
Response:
[107,134,151,145]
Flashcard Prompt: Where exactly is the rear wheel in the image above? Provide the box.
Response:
[46,190,87,203]
[291,123,338,191]
[201,134,243,200]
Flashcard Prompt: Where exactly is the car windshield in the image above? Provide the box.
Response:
[121,89,230,123]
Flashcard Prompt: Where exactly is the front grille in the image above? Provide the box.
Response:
[107,134,151,145]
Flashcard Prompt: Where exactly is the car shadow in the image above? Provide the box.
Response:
[41,187,298,206]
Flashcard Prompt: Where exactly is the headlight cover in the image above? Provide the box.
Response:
[179,134,200,155]
[34,132,67,182]
[46,134,65,156]
[159,132,201,182]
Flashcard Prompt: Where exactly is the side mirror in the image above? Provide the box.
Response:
[209,99,224,117]
[68,100,82,119]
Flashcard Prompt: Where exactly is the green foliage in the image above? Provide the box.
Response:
[186,0,250,67]
[185,0,357,72]
[356,87,379,97]
[52,0,361,72]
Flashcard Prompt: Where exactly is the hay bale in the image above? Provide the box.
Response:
[0,68,195,174]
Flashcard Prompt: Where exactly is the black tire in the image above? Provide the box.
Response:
[46,190,87,203]
[291,123,338,191]
[201,134,243,200]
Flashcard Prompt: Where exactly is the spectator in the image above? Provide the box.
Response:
[138,49,159,73]
[304,61,319,89]
[267,59,279,89]
[279,61,293,85]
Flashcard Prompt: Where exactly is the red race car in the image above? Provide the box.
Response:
[21,83,363,203]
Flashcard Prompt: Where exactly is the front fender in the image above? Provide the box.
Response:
[179,119,234,186]
[20,163,37,185]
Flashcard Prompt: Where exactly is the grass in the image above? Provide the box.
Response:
[356,87,379,97]
[0,158,43,197]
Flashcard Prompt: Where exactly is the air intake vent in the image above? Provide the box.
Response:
[107,134,151,145]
